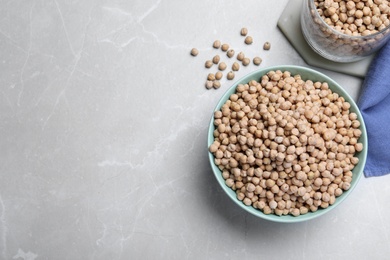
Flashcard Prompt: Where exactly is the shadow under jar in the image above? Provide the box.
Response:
[301,0,390,63]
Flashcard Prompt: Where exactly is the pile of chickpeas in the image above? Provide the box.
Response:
[209,70,363,217]
[315,0,390,36]
[304,0,390,57]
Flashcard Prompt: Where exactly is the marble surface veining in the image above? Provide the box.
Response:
[1,0,390,259]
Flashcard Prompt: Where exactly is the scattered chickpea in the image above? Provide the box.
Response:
[221,43,229,52]
[227,71,235,80]
[245,36,253,45]
[205,60,213,68]
[207,73,215,81]
[205,80,214,89]
[215,71,223,80]
[213,80,221,89]
[253,57,262,66]
[209,69,363,217]
[190,48,199,56]
[237,52,245,61]
[199,28,278,89]
[241,27,248,36]
[232,62,240,71]
[218,62,227,71]
[263,42,271,50]
[227,49,235,58]
[242,57,250,66]
[213,40,221,49]
[213,55,220,64]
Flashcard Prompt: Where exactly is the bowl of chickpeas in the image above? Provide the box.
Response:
[207,65,367,223]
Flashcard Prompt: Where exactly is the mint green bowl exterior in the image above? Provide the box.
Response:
[207,65,368,223]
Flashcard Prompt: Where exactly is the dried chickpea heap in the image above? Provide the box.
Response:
[209,70,363,217]
[315,0,390,36]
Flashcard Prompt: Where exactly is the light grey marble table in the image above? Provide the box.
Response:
[1,0,390,259]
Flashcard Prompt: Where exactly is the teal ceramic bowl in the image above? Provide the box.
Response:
[207,65,367,223]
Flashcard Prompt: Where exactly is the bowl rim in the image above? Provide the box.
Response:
[207,65,368,223]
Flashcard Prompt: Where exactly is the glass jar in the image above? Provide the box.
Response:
[301,0,390,63]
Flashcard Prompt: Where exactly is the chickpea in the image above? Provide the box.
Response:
[240,27,248,36]
[242,57,250,66]
[245,36,253,44]
[213,81,221,89]
[218,62,227,71]
[237,52,245,61]
[232,62,240,71]
[190,48,199,56]
[227,71,235,80]
[355,143,363,152]
[212,55,221,65]
[213,40,221,49]
[290,208,300,216]
[263,42,271,50]
[205,60,213,68]
[221,43,229,52]
[227,49,235,58]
